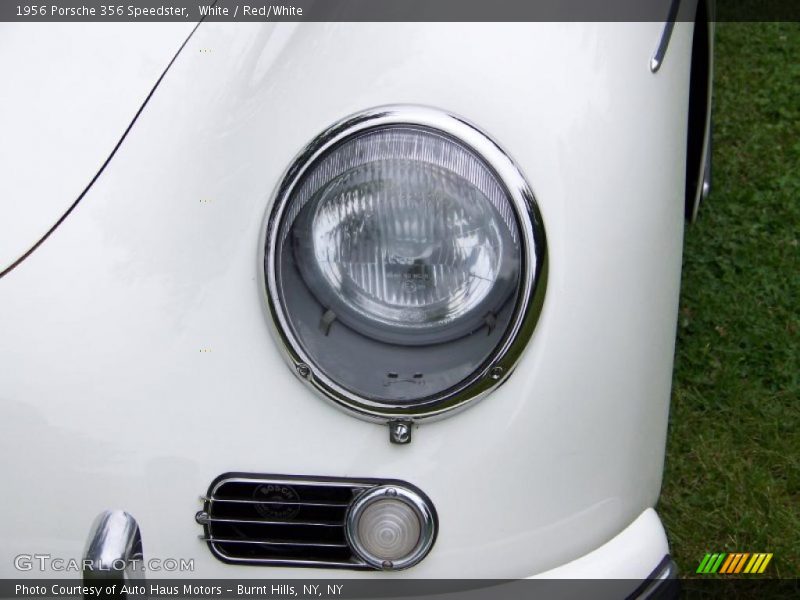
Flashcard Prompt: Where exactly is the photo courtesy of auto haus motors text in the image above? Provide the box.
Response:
[1,0,797,598]
[13,583,344,598]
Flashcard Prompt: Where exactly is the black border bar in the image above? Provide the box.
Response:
[3,1,800,23]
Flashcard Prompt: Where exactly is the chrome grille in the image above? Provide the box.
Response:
[199,474,408,568]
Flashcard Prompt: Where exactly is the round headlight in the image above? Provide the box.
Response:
[291,127,519,346]
[263,106,546,421]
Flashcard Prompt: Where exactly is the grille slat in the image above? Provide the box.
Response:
[201,474,374,568]
[203,497,350,507]
[201,537,350,548]
[203,517,343,527]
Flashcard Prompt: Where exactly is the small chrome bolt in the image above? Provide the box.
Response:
[195,511,210,525]
[296,363,311,378]
[385,488,397,497]
[489,366,504,380]
[382,560,393,570]
[389,420,412,444]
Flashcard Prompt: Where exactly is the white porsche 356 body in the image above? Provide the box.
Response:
[0,3,713,594]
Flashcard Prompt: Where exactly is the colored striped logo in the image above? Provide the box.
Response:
[696,552,773,574]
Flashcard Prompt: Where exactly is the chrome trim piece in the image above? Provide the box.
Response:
[260,105,548,424]
[650,0,681,73]
[690,4,715,223]
[203,474,369,569]
[345,485,437,571]
[82,510,144,583]
[200,538,350,548]
[389,420,413,444]
[701,139,712,202]
[201,473,437,570]
[630,555,679,599]
[201,516,343,527]
[200,496,351,507]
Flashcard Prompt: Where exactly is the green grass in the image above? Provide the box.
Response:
[659,22,800,578]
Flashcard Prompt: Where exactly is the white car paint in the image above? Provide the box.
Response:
[0,22,196,272]
[0,21,693,578]
[532,509,669,580]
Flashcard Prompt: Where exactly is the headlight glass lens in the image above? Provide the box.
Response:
[291,128,519,345]
[268,115,542,411]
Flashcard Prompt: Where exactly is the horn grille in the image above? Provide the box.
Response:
[198,474,434,569]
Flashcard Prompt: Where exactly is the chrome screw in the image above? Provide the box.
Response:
[382,560,393,570]
[296,363,311,378]
[385,488,397,497]
[195,511,210,525]
[489,366,504,380]
[389,421,412,445]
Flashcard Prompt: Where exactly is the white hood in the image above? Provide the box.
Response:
[0,22,195,273]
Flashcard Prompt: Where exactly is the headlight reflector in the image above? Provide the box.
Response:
[293,127,520,345]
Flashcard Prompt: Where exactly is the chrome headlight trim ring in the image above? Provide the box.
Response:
[260,105,548,423]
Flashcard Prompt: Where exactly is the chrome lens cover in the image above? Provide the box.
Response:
[345,485,436,570]
[261,106,547,423]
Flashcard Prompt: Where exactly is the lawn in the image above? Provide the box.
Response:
[659,22,800,578]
